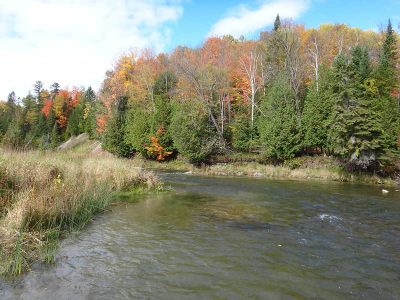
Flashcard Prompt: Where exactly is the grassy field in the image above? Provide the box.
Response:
[0,149,159,277]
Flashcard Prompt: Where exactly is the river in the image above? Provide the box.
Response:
[1,171,400,299]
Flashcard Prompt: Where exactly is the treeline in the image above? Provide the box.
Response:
[100,19,399,172]
[1,19,399,173]
[0,82,98,149]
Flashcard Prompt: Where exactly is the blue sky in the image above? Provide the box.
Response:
[169,0,399,50]
[0,0,399,99]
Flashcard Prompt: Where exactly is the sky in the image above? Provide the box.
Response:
[0,0,399,100]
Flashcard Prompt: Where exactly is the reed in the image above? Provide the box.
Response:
[0,150,159,276]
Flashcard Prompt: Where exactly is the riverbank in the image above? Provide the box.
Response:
[137,155,399,187]
[0,150,159,277]
[56,135,400,187]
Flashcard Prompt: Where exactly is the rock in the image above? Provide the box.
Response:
[57,133,89,150]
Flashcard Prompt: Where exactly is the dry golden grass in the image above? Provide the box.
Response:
[140,155,396,186]
[0,150,159,276]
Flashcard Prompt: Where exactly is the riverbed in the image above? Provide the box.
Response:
[1,172,399,299]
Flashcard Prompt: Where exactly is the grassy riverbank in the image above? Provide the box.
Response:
[139,155,399,186]
[0,150,159,277]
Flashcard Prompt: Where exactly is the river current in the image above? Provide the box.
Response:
[1,172,400,299]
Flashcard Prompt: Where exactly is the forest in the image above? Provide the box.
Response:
[1,17,399,174]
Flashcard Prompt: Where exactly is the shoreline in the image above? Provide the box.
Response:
[138,158,400,187]
[0,150,159,277]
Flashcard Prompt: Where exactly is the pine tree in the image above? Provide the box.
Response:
[327,54,351,154]
[35,112,47,138]
[50,122,60,149]
[231,111,253,152]
[301,67,334,153]
[329,47,386,170]
[33,81,44,109]
[374,20,400,158]
[65,106,82,137]
[273,14,281,31]
[124,105,151,155]
[258,73,301,160]
[170,101,216,164]
[377,19,398,95]
[2,113,24,149]
[102,96,132,157]
[84,86,96,102]
[50,82,60,98]
[7,91,17,107]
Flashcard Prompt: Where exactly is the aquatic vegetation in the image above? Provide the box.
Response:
[200,197,270,224]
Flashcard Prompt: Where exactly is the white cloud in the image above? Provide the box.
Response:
[208,0,310,38]
[0,0,183,99]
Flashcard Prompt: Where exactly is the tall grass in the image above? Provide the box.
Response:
[0,150,159,276]
[140,155,397,186]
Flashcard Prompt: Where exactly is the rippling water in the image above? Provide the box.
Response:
[1,172,400,299]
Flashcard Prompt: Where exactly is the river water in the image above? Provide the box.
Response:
[1,172,400,299]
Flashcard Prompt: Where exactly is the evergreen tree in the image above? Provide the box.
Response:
[35,112,47,138]
[301,67,334,153]
[102,96,132,157]
[258,73,301,160]
[50,122,60,149]
[124,105,151,155]
[374,20,400,157]
[0,92,17,138]
[7,91,17,107]
[2,117,24,149]
[65,105,82,137]
[33,81,44,109]
[47,108,56,132]
[170,101,217,164]
[377,19,398,95]
[84,86,96,102]
[82,102,97,138]
[50,82,60,98]
[326,54,351,153]
[231,111,253,152]
[273,14,281,31]
[329,47,387,170]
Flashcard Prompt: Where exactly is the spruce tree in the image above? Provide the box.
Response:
[273,14,281,31]
[50,82,60,99]
[50,122,60,149]
[33,81,44,109]
[258,73,301,160]
[66,102,85,138]
[329,47,386,170]
[327,54,351,154]
[231,112,253,152]
[102,96,132,157]
[170,101,216,164]
[301,67,334,153]
[374,19,400,158]
[124,105,151,156]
